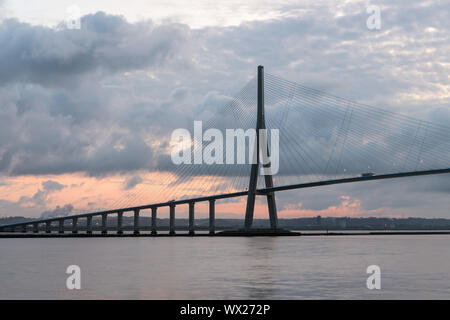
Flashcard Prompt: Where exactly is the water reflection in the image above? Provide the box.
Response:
[1,236,450,299]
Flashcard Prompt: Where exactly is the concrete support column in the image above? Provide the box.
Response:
[151,207,157,235]
[59,220,64,234]
[22,224,27,233]
[45,221,51,233]
[133,209,140,235]
[72,217,78,234]
[169,204,175,235]
[86,216,92,234]
[209,199,215,235]
[33,223,39,233]
[117,211,123,235]
[101,214,108,235]
[188,202,195,236]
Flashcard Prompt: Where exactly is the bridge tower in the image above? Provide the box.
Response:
[244,66,279,230]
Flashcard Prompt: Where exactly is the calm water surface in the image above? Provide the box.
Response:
[1,235,449,299]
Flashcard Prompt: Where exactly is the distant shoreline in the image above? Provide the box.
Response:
[1,230,450,238]
[2,216,450,231]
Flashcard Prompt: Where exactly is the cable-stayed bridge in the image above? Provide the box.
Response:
[1,66,450,236]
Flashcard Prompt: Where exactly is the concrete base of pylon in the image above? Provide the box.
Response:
[216,228,300,236]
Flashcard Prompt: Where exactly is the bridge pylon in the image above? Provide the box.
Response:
[244,65,279,230]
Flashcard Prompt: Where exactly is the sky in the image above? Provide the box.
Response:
[0,0,449,220]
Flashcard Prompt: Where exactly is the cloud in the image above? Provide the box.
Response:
[0,12,188,87]
[40,204,74,219]
[42,180,65,191]
[123,175,143,190]
[0,7,448,178]
[0,179,71,218]
[17,180,66,206]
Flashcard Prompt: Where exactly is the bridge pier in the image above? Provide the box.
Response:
[45,221,52,233]
[169,204,175,235]
[33,223,39,233]
[101,214,108,235]
[86,216,92,234]
[244,65,278,230]
[22,224,27,233]
[133,209,140,235]
[59,220,64,234]
[189,202,195,236]
[209,199,215,235]
[72,217,78,234]
[151,207,157,235]
[117,211,123,235]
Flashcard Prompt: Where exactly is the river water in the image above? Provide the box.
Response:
[1,235,449,299]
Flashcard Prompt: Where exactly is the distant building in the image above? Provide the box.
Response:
[316,215,322,226]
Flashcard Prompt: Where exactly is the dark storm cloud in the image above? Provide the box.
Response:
[1,5,448,178]
[0,12,188,87]
[0,11,192,177]
[8,130,155,177]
